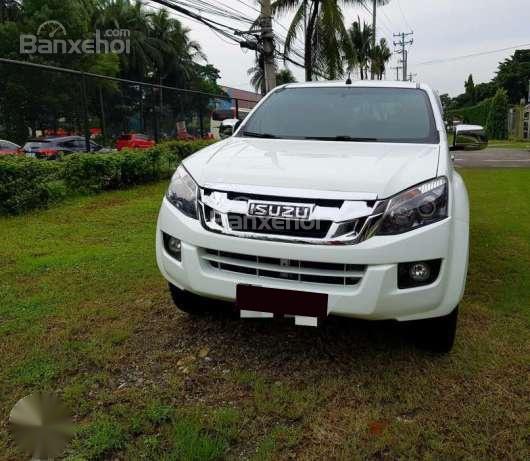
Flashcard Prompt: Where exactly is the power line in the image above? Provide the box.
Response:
[359,1,392,38]
[231,0,307,60]
[396,0,413,31]
[413,43,530,66]
[147,0,248,45]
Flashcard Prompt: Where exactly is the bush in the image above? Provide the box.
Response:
[486,88,509,140]
[0,140,216,215]
[446,98,493,126]
[63,140,213,192]
[63,153,121,192]
[0,157,64,214]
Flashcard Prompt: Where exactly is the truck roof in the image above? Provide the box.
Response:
[283,80,421,90]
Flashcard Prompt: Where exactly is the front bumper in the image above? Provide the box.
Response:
[156,197,468,321]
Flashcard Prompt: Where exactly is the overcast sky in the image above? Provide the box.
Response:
[152,0,530,97]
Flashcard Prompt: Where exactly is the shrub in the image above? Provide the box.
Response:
[0,157,64,214]
[446,98,493,126]
[63,140,214,192]
[486,88,509,140]
[63,153,121,192]
[0,140,216,215]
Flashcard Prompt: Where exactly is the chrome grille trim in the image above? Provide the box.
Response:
[198,188,385,245]
[202,249,366,286]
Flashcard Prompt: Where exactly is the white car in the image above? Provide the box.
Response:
[156,81,487,352]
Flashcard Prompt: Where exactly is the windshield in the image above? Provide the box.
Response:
[238,87,439,143]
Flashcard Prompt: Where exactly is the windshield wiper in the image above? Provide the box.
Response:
[242,131,278,139]
[304,135,380,142]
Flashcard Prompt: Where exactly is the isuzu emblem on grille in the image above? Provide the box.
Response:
[247,202,313,220]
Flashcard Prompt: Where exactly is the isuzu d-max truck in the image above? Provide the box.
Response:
[156,81,487,353]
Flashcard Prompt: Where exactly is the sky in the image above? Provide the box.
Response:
[149,0,530,97]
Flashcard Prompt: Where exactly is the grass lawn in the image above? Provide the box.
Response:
[1,169,529,460]
[488,140,530,150]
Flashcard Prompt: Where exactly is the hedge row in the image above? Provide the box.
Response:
[446,98,493,126]
[0,140,214,215]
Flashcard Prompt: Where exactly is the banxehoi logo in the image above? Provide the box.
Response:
[20,20,130,55]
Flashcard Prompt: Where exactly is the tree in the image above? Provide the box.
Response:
[92,0,160,80]
[494,50,530,104]
[0,0,22,22]
[464,74,475,105]
[474,81,498,103]
[276,68,297,85]
[486,88,509,140]
[370,38,391,79]
[346,17,372,80]
[247,55,265,95]
[273,0,364,81]
[248,60,296,93]
[0,0,221,141]
[439,93,452,113]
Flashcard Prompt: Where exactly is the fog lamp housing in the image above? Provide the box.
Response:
[163,233,182,261]
[398,259,441,289]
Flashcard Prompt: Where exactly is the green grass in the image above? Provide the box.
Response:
[0,172,529,460]
[488,139,530,150]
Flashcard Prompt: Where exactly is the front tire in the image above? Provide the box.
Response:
[412,306,459,353]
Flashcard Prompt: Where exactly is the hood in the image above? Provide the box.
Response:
[184,137,440,199]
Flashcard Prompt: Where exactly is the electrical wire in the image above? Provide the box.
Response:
[413,43,530,66]
[396,0,413,32]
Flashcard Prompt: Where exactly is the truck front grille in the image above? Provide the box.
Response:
[199,188,384,244]
[203,249,365,286]
[226,213,332,239]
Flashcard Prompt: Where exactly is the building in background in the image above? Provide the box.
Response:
[210,86,261,139]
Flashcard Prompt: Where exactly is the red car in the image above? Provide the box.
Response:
[116,133,155,151]
[0,139,21,156]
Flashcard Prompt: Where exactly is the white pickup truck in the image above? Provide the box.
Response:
[156,81,487,353]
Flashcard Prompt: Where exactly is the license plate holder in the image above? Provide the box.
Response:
[236,285,328,318]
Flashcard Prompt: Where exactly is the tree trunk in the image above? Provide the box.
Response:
[305,2,320,81]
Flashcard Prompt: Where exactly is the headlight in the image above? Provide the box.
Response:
[166,165,198,219]
[376,177,448,235]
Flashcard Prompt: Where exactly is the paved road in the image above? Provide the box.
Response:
[454,148,530,168]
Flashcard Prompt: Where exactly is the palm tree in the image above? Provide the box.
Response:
[276,68,297,85]
[273,0,360,81]
[370,38,391,79]
[273,0,391,81]
[149,9,205,87]
[247,55,266,95]
[248,59,297,94]
[93,0,159,80]
[346,17,372,80]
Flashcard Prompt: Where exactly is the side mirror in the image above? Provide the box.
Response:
[234,120,242,132]
[450,125,488,151]
[219,128,231,139]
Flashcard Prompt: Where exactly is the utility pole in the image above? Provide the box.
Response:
[391,65,402,81]
[393,31,413,81]
[403,49,407,81]
[371,0,377,79]
[260,0,276,92]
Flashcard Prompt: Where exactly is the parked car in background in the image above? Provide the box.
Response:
[0,139,21,155]
[116,133,155,151]
[23,136,106,159]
